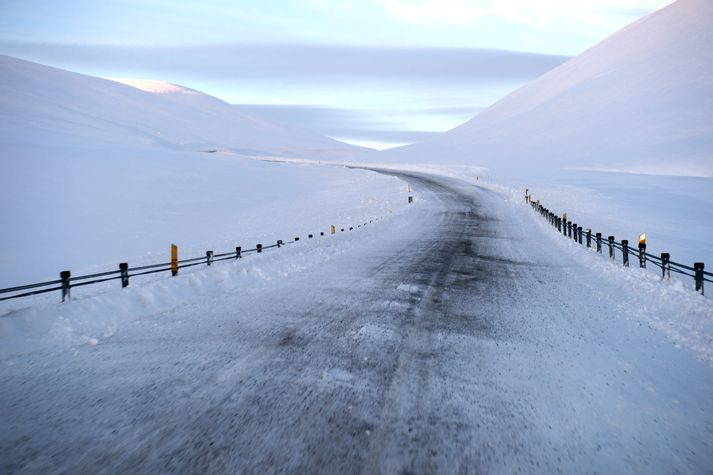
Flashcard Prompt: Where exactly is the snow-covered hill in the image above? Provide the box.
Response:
[0,55,360,158]
[379,0,713,177]
[0,54,401,288]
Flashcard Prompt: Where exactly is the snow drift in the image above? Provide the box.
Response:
[379,0,713,177]
[0,54,360,159]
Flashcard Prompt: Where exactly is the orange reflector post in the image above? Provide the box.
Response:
[171,244,178,276]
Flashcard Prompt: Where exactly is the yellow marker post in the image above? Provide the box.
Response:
[563,212,567,221]
[638,233,647,268]
[171,244,178,276]
[330,225,336,235]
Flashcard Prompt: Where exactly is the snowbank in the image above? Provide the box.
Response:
[0,212,415,358]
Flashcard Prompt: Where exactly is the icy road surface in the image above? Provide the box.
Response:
[2,171,712,473]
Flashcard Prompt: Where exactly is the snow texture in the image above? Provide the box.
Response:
[1,171,712,473]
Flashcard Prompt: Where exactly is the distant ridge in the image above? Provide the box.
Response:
[0,55,362,159]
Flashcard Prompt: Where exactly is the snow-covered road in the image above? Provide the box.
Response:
[2,171,712,474]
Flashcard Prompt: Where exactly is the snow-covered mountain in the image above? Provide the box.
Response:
[379,0,713,177]
[0,55,360,158]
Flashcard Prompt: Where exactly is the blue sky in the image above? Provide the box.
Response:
[0,0,673,149]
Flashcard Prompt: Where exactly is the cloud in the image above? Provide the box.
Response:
[0,42,563,148]
[379,0,483,24]
[0,42,568,82]
[236,103,447,146]
[373,0,672,28]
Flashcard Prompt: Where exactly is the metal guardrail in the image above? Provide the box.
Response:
[0,217,385,303]
[525,191,710,295]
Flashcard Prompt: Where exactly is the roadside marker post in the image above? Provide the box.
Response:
[119,262,129,288]
[661,253,671,280]
[171,244,178,276]
[695,263,705,294]
[60,270,71,302]
[638,234,646,268]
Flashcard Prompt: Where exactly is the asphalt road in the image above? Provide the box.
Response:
[2,171,712,474]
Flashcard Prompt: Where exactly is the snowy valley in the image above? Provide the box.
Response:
[1,0,712,473]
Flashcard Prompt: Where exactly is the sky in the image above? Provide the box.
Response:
[0,0,673,149]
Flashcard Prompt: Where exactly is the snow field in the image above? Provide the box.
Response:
[488,180,713,365]
[0,146,410,288]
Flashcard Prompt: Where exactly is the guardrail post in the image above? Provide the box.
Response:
[257,244,263,253]
[408,196,413,204]
[596,233,602,253]
[320,232,324,236]
[60,270,71,302]
[277,240,282,248]
[586,229,591,248]
[206,251,214,266]
[622,240,629,267]
[119,262,129,288]
[608,236,615,261]
[661,253,670,280]
[557,218,562,233]
[236,246,242,258]
[638,242,646,268]
[577,227,583,245]
[295,237,300,241]
[694,263,704,294]
[568,221,572,238]
[308,234,313,239]
[171,244,178,276]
